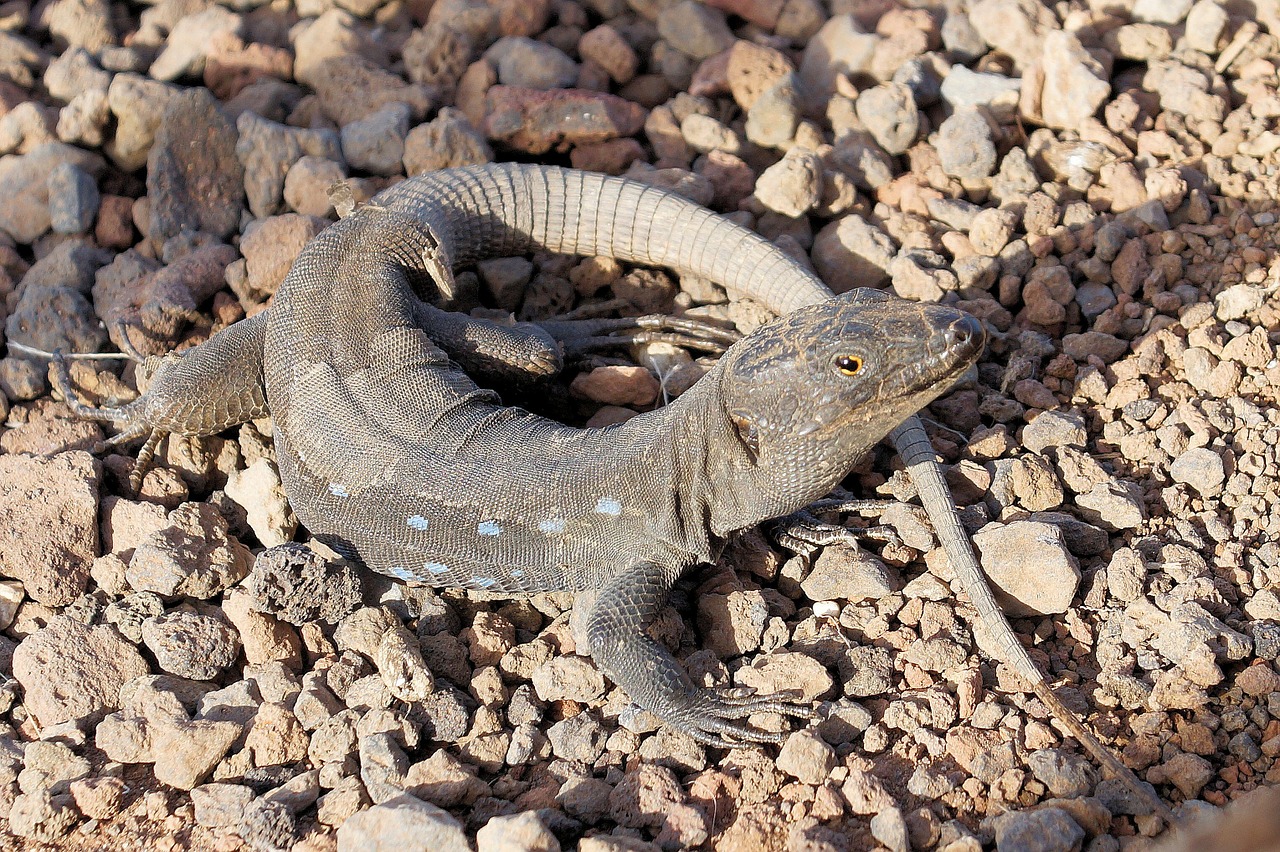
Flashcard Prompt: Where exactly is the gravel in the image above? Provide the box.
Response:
[2,0,1280,848]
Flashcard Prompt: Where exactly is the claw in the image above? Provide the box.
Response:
[50,350,168,490]
[679,685,816,747]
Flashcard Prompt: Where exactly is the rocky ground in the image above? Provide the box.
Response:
[0,0,1279,849]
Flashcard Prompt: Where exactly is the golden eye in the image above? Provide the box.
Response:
[836,355,863,376]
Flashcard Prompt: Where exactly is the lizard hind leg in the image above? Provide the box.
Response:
[585,560,815,748]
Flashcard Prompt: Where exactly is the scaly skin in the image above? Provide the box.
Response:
[56,164,1171,820]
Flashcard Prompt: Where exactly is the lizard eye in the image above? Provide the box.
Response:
[835,355,864,376]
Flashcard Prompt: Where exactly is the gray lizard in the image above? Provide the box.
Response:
[57,163,1170,819]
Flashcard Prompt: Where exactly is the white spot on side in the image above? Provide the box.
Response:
[477,521,502,536]
[387,566,416,582]
[472,576,497,589]
[407,515,429,531]
[328,483,350,498]
[512,569,526,578]
[539,518,566,534]
[595,497,622,516]
[424,562,449,575]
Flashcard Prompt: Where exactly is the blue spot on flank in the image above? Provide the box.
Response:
[538,518,566,534]
[472,576,497,589]
[387,566,416,582]
[512,569,526,578]
[595,497,622,516]
[424,562,449,575]
[477,521,502,536]
[407,515,429,531]
[328,483,350,498]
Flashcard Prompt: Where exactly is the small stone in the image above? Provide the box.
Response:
[1133,0,1193,24]
[727,41,794,112]
[1021,410,1087,453]
[802,546,898,602]
[225,458,297,547]
[753,147,822,217]
[570,365,659,407]
[657,1,734,60]
[799,15,878,110]
[142,610,241,681]
[972,521,1080,617]
[487,36,578,90]
[149,6,242,82]
[936,107,996,181]
[476,811,561,852]
[283,156,347,218]
[341,102,411,177]
[337,793,470,851]
[127,503,253,599]
[484,86,646,155]
[776,730,836,785]
[812,214,896,291]
[13,616,151,726]
[994,807,1085,852]
[1185,0,1228,53]
[1027,749,1096,798]
[235,111,343,218]
[940,67,1021,121]
[870,806,910,852]
[1169,447,1225,497]
[403,108,492,175]
[856,82,918,156]
[69,777,125,820]
[0,452,100,606]
[47,162,99,234]
[579,25,638,85]
[1235,664,1280,697]
[1038,30,1110,130]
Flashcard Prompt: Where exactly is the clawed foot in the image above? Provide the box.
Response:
[50,351,168,491]
[541,311,741,359]
[679,686,816,748]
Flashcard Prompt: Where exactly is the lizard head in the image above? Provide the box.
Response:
[715,288,985,520]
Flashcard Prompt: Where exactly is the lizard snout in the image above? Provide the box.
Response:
[943,313,985,360]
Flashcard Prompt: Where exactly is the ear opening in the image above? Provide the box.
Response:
[728,409,760,461]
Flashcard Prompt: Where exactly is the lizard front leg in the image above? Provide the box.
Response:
[584,560,813,748]
[53,312,270,488]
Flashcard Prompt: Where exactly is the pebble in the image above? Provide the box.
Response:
[753,147,822,217]
[972,521,1081,617]
[656,1,734,61]
[812,214,896,291]
[12,616,151,726]
[147,87,244,245]
[936,107,997,181]
[141,611,241,681]
[1037,31,1111,130]
[487,36,578,91]
[856,82,918,156]
[483,85,647,154]
[0,142,105,242]
[403,108,492,175]
[340,102,411,177]
[993,807,1085,852]
[46,162,99,234]
[1169,447,1226,497]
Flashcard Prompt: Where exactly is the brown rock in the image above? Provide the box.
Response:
[570,365,659,407]
[0,452,100,606]
[484,86,647,155]
[13,616,150,726]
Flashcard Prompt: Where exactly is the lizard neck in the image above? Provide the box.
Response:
[649,365,784,540]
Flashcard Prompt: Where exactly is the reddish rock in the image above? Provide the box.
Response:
[13,616,150,726]
[0,452,100,606]
[483,86,647,154]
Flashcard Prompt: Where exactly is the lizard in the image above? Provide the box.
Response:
[55,162,1172,820]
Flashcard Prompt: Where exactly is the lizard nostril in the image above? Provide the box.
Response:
[945,314,984,353]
